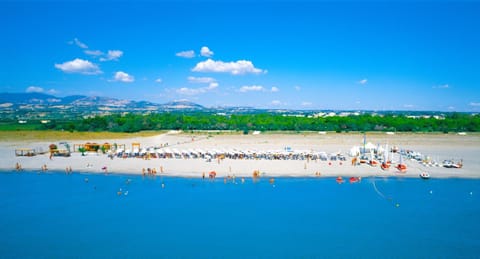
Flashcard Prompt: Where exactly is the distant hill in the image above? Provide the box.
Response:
[161,100,205,110]
[0,92,203,109]
[0,92,205,120]
[0,92,67,104]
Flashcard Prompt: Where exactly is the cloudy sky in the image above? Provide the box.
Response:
[1,1,479,111]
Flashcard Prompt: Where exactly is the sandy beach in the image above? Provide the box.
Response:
[2,131,479,179]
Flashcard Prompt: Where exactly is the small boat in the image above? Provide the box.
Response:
[381,144,391,170]
[368,150,378,167]
[443,159,463,169]
[349,177,360,183]
[381,162,391,170]
[396,154,407,173]
[419,172,430,179]
[369,159,379,167]
[336,176,344,184]
[396,163,407,173]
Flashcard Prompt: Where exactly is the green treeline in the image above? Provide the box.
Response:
[39,112,480,133]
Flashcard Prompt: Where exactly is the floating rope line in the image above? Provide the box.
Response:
[372,179,393,202]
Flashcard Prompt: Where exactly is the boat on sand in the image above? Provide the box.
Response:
[419,171,430,179]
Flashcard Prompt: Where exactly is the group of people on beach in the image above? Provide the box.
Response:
[141,166,164,176]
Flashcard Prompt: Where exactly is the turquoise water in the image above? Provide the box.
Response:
[0,171,479,258]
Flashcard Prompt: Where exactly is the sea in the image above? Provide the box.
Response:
[1,171,479,258]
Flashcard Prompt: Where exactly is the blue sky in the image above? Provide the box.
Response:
[1,1,479,111]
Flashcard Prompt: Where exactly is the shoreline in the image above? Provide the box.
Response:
[3,131,479,179]
[3,169,480,180]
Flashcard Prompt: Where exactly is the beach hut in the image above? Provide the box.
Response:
[15,148,36,156]
[132,142,140,151]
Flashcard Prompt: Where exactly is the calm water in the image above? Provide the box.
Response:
[0,171,479,258]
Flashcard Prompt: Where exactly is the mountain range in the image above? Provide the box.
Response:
[0,92,206,120]
[0,92,204,109]
[0,92,457,122]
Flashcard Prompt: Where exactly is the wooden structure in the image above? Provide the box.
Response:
[74,143,100,152]
[74,142,125,153]
[102,142,111,151]
[15,148,36,156]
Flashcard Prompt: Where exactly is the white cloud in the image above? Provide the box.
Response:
[200,46,214,57]
[84,50,104,56]
[301,101,312,107]
[188,76,216,84]
[271,100,282,106]
[192,59,264,75]
[25,86,57,95]
[207,82,219,90]
[100,50,123,61]
[294,85,301,91]
[112,71,134,83]
[271,86,279,92]
[433,84,449,89]
[69,38,88,49]
[469,102,480,107]
[403,104,415,108]
[47,89,58,94]
[176,50,195,58]
[358,78,368,85]
[239,85,264,93]
[67,38,122,62]
[155,78,163,83]
[177,77,219,95]
[177,87,203,95]
[54,58,102,75]
[26,86,44,93]
[177,84,218,95]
